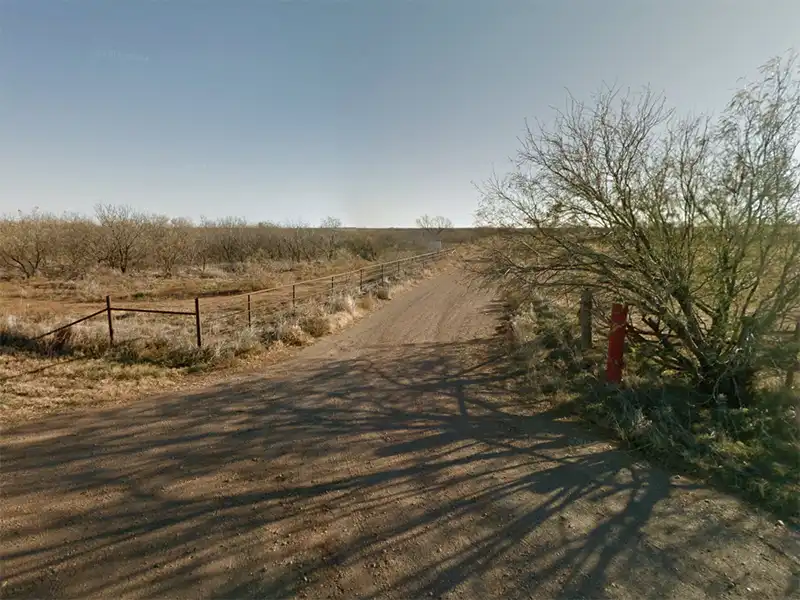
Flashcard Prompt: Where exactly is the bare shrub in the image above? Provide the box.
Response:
[329,293,356,315]
[150,217,193,276]
[52,213,98,277]
[357,293,376,311]
[280,323,310,346]
[0,209,55,278]
[94,204,150,274]
[416,215,453,238]
[319,216,343,260]
[476,51,800,407]
[266,313,310,346]
[345,235,379,260]
[299,312,332,337]
[283,220,317,263]
[206,216,255,267]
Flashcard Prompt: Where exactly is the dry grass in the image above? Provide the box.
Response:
[0,255,449,424]
[357,294,376,311]
[0,257,383,305]
[298,312,333,338]
[328,292,357,315]
[503,292,800,524]
[375,286,392,300]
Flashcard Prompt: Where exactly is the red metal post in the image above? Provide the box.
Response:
[606,303,628,384]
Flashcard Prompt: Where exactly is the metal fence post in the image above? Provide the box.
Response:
[292,284,296,309]
[247,294,252,327]
[580,289,592,350]
[606,303,627,384]
[105,295,114,347]
[195,297,202,348]
[359,269,363,293]
[786,319,800,389]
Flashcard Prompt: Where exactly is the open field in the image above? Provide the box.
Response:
[1,268,797,599]
[1,249,459,424]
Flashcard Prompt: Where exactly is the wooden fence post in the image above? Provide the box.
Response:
[292,284,296,309]
[786,319,800,389]
[606,303,628,384]
[247,294,252,327]
[359,269,364,293]
[195,297,202,348]
[105,295,114,347]
[580,289,592,350]
[331,276,335,296]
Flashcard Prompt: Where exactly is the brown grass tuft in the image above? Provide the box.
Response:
[357,293,376,311]
[299,313,333,338]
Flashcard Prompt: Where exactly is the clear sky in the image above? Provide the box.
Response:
[1,1,799,227]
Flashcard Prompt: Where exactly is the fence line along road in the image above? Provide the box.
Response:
[28,249,453,349]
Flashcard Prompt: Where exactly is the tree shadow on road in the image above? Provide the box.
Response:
[1,338,796,599]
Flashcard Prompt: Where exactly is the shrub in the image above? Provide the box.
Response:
[477,51,800,408]
[274,322,309,346]
[507,297,800,523]
[329,293,356,315]
[299,313,332,338]
[357,293,376,311]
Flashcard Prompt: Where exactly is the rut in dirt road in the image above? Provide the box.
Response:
[1,268,798,600]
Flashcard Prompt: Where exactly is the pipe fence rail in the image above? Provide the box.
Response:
[28,249,452,350]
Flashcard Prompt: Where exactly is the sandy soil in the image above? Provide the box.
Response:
[1,268,798,599]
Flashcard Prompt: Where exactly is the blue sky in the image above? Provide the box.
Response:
[1,0,799,227]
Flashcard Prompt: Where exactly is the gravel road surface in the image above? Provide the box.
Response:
[1,268,798,599]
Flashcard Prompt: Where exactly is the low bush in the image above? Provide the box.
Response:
[507,297,800,524]
[299,313,332,338]
[375,286,392,300]
[357,293,376,311]
[329,293,356,315]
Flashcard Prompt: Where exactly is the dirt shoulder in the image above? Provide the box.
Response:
[1,269,798,599]
[0,259,449,425]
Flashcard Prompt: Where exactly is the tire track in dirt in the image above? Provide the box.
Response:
[1,266,797,600]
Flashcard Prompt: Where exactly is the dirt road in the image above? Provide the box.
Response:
[1,268,798,599]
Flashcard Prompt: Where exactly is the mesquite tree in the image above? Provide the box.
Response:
[416,215,453,239]
[0,209,53,278]
[475,53,800,406]
[94,203,150,274]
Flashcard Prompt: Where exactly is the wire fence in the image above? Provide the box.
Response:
[31,249,452,350]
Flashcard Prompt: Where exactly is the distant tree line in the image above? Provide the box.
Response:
[0,205,475,279]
